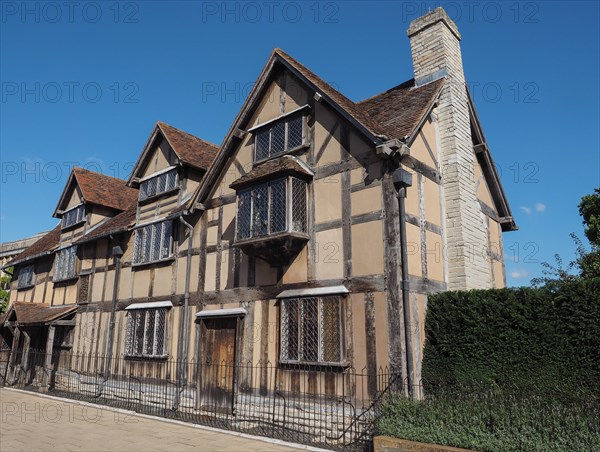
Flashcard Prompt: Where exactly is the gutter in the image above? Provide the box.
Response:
[173,214,194,410]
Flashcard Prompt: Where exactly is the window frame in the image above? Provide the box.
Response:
[124,308,168,359]
[61,204,86,230]
[252,111,307,163]
[132,220,174,266]
[138,167,179,202]
[235,176,308,241]
[279,296,345,367]
[53,246,78,282]
[16,264,35,289]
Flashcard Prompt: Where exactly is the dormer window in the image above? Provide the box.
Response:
[54,246,78,282]
[17,264,35,289]
[133,220,173,265]
[252,107,308,162]
[139,167,178,201]
[236,177,307,240]
[61,204,86,229]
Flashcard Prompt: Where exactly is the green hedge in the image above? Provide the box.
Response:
[422,278,600,391]
[376,279,600,451]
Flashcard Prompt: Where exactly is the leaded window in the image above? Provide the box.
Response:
[254,114,305,161]
[236,177,307,240]
[133,220,173,265]
[17,264,34,289]
[125,309,167,358]
[61,204,86,229]
[280,296,343,365]
[139,168,178,201]
[54,246,77,282]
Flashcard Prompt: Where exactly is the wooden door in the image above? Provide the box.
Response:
[198,317,238,413]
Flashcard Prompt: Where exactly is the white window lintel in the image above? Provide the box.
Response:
[125,300,173,310]
[276,285,349,299]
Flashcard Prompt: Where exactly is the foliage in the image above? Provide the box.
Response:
[421,280,600,390]
[378,280,600,450]
[0,267,11,314]
[579,187,600,247]
[376,385,600,452]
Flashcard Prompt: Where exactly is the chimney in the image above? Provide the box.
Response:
[408,8,490,290]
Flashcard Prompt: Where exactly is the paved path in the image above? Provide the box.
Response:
[0,389,308,451]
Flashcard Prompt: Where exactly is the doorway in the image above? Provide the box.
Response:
[197,316,239,413]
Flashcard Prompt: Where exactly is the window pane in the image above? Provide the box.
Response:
[165,169,177,191]
[252,184,269,236]
[322,297,341,362]
[144,311,156,355]
[288,116,303,150]
[133,230,142,264]
[301,298,319,362]
[255,130,270,161]
[282,299,299,361]
[155,309,166,355]
[76,205,85,223]
[135,311,145,355]
[125,313,135,355]
[62,205,85,229]
[280,297,342,365]
[157,173,167,193]
[18,265,34,288]
[237,191,252,239]
[142,227,151,263]
[291,178,307,232]
[270,179,287,233]
[69,246,77,278]
[271,122,286,156]
[159,221,172,260]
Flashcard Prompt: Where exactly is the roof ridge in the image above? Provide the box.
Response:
[72,166,129,183]
[271,48,385,137]
[157,121,219,149]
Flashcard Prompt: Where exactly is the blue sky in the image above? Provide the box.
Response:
[1,1,598,286]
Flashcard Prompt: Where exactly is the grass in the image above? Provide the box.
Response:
[375,385,600,451]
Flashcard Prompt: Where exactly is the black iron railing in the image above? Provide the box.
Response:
[0,348,398,451]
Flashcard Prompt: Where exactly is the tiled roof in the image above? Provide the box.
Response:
[13,302,77,325]
[273,49,386,137]
[73,168,138,212]
[75,203,137,244]
[157,122,219,171]
[358,78,445,141]
[230,155,314,190]
[4,225,61,268]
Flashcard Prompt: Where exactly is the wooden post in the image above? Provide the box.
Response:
[7,327,21,382]
[382,172,409,394]
[19,329,31,383]
[42,325,56,390]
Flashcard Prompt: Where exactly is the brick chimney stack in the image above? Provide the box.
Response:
[408,8,490,290]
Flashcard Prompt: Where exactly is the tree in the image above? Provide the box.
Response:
[579,188,600,247]
[577,188,600,279]
[0,267,12,314]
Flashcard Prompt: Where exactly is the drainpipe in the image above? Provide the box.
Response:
[393,171,415,399]
[103,241,124,382]
[173,215,194,410]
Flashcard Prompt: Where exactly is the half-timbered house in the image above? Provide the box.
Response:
[1,7,515,440]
